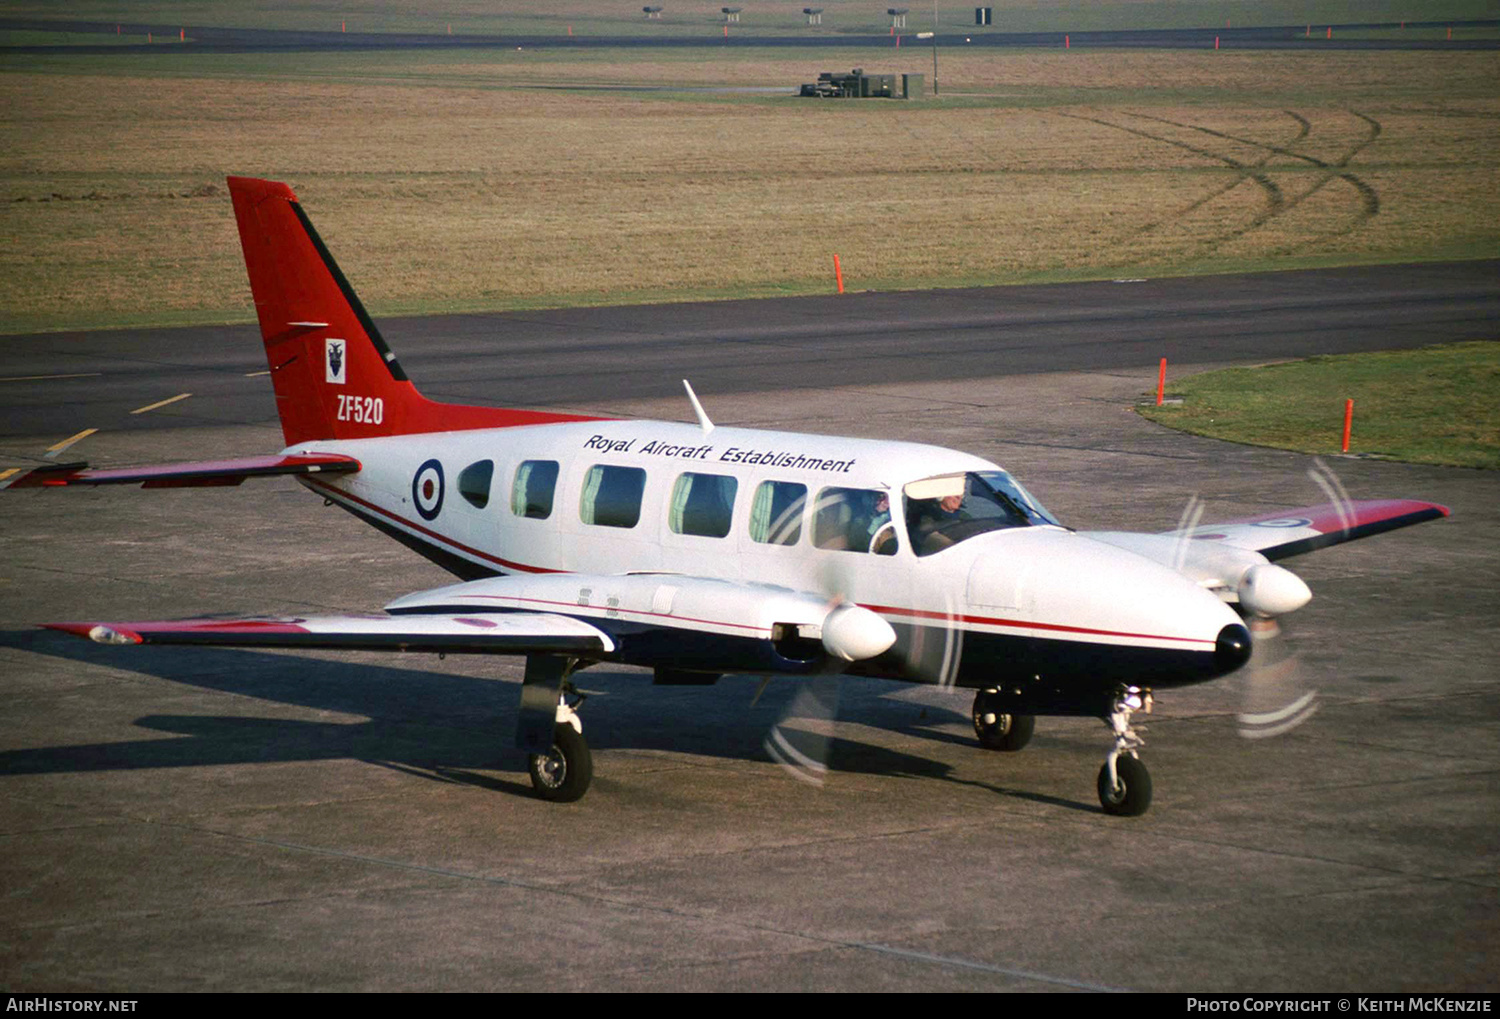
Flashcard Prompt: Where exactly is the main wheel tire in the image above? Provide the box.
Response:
[972,692,1035,752]
[1097,754,1152,817]
[529,723,593,803]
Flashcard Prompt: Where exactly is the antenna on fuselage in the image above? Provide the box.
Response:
[682,379,715,437]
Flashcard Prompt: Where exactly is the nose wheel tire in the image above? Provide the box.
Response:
[529,723,593,803]
[972,691,1035,752]
[1097,754,1151,816]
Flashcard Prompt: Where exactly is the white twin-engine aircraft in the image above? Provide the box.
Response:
[10,177,1449,815]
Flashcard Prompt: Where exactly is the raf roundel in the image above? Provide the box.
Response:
[412,459,445,520]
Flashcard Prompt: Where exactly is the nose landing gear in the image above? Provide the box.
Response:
[1097,686,1152,816]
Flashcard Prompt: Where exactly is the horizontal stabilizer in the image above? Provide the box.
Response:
[44,611,615,656]
[2,453,361,490]
[1174,499,1449,561]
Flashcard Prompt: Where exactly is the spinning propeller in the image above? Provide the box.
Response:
[763,486,970,785]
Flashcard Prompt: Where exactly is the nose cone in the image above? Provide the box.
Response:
[1215,622,1252,674]
[967,530,1252,687]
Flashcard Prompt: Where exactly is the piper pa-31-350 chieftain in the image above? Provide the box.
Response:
[8,177,1449,815]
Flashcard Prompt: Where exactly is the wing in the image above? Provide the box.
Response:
[1173,499,1449,561]
[1,452,360,490]
[44,612,614,656]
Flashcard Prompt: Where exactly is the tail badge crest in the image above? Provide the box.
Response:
[326,338,346,384]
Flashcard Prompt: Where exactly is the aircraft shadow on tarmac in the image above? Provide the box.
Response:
[0,630,1098,813]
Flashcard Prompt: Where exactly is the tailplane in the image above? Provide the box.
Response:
[228,176,599,446]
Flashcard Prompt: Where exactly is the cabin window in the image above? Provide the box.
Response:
[458,460,494,509]
[668,472,737,538]
[812,487,898,555]
[511,460,559,519]
[580,464,647,529]
[748,480,806,546]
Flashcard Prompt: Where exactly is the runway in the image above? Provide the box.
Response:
[1,264,1496,991]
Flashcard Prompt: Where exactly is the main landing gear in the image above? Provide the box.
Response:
[1097,686,1152,816]
[527,687,593,803]
[519,655,594,803]
[971,689,1035,752]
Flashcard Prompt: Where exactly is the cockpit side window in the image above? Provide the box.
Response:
[904,471,1056,556]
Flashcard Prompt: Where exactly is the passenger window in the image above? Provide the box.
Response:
[458,460,493,509]
[812,487,897,555]
[511,460,559,519]
[580,465,647,529]
[748,480,806,546]
[669,472,737,538]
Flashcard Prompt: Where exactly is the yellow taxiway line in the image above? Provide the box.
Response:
[130,393,192,415]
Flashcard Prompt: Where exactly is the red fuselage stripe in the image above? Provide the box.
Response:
[305,477,559,574]
[863,603,1216,646]
[307,481,1214,649]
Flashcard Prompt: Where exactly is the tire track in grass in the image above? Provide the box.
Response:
[1134,110,1311,235]
[1119,109,1382,254]
[1051,109,1287,256]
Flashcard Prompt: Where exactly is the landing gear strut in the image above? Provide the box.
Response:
[1097,686,1152,816]
[519,655,594,803]
[971,689,1035,752]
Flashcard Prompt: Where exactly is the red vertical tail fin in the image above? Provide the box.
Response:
[228,176,600,446]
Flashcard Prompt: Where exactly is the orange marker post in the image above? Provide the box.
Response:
[1065,34,1070,49]
[1448,27,1453,40]
[833,254,845,295]
[1326,26,1332,39]
[896,34,900,47]
[180,28,185,41]
[1341,399,1354,453]
[1156,358,1167,406]
[1215,36,1219,50]
[342,20,346,32]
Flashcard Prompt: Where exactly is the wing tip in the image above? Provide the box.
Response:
[43,622,142,645]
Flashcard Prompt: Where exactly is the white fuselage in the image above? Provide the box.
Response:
[292,418,1248,697]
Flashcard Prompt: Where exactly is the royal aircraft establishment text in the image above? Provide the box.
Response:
[584,436,855,474]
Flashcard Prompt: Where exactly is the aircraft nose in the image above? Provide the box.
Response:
[1215,622,1252,674]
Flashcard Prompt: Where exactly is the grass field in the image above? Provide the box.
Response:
[1137,341,1500,468]
[1,14,1497,333]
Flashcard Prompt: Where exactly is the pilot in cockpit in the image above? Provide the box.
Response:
[907,486,968,554]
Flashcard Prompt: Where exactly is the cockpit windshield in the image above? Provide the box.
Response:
[903,471,1059,557]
